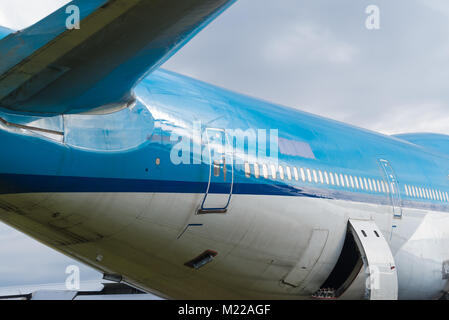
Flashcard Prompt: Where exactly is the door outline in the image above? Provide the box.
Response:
[315,220,398,300]
[348,219,398,300]
[198,128,234,214]
[282,229,329,288]
[379,159,403,219]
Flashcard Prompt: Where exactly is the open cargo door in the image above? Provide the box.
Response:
[315,219,398,300]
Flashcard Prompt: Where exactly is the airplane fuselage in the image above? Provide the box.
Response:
[0,65,449,299]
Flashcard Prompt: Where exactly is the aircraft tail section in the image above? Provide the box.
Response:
[0,0,236,115]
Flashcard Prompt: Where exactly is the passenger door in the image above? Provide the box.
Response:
[379,159,402,219]
[198,128,234,214]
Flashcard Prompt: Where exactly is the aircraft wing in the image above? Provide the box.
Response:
[0,280,163,300]
[0,0,235,114]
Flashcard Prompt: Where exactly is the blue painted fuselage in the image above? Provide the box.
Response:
[0,68,448,213]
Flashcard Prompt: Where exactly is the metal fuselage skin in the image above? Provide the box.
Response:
[0,28,448,300]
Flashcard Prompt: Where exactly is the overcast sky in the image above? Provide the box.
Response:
[1,0,449,287]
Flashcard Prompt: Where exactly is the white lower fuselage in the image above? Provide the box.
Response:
[0,191,447,300]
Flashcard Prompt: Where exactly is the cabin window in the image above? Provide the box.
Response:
[263,164,269,179]
[335,173,340,186]
[359,177,364,190]
[368,179,373,191]
[214,161,221,177]
[307,169,312,183]
[286,166,292,180]
[329,172,335,185]
[354,176,359,189]
[377,181,382,193]
[293,167,299,181]
[279,166,285,180]
[245,162,251,178]
[340,174,345,187]
[349,176,355,189]
[319,171,324,184]
[405,185,409,196]
[324,171,330,185]
[344,175,350,188]
[254,163,260,179]
[313,170,318,183]
[270,165,277,179]
[300,168,306,182]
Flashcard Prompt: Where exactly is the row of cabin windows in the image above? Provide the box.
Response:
[243,163,449,204]
[244,163,395,194]
[404,184,448,203]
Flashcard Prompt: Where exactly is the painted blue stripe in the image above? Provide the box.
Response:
[0,173,318,197]
[1,173,448,213]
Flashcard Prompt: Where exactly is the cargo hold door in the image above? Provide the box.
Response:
[348,219,398,300]
[317,219,398,300]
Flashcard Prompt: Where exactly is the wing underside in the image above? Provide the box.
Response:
[0,0,235,114]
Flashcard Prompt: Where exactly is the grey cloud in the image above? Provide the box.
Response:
[164,0,449,135]
[0,223,100,287]
[0,0,70,30]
